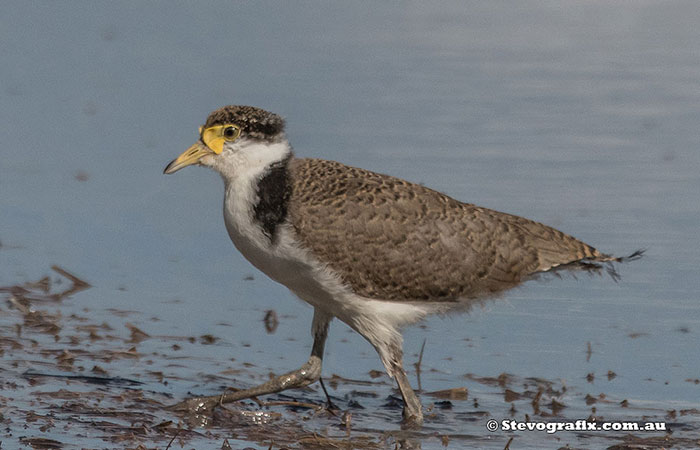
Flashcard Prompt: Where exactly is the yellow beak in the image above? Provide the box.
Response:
[163,141,213,174]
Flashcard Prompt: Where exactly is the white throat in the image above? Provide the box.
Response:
[205,137,292,185]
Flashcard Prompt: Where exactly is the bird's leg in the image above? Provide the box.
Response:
[392,355,424,428]
[170,309,331,414]
[361,323,424,428]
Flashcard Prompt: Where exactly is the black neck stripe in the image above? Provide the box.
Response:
[253,156,292,242]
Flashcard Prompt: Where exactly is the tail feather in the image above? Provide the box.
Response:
[594,248,646,264]
[543,249,645,282]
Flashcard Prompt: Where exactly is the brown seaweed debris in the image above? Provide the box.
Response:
[23,370,143,386]
[464,372,511,387]
[425,387,468,401]
[607,434,700,449]
[126,323,151,343]
[49,265,91,298]
[0,265,90,303]
[503,389,521,403]
[18,437,64,449]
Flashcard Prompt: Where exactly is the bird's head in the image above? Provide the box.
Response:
[164,105,287,175]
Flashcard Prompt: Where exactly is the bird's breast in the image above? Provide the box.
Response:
[223,186,276,263]
[223,186,305,286]
[223,184,361,314]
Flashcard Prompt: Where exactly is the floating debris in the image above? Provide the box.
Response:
[126,323,150,343]
[426,387,468,401]
[200,334,219,345]
[628,331,650,339]
[586,341,593,362]
[503,389,520,402]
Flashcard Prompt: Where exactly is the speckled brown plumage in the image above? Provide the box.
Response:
[204,105,285,142]
[287,158,613,302]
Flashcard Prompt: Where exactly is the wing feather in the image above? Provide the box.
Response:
[288,158,604,302]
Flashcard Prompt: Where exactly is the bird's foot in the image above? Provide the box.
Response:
[318,377,341,415]
[168,394,222,414]
[401,404,424,429]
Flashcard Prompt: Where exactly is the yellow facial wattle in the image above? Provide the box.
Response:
[200,124,241,154]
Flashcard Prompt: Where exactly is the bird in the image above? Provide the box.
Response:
[163,105,641,426]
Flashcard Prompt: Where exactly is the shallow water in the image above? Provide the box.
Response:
[1,1,699,449]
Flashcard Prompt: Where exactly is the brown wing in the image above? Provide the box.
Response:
[288,158,604,302]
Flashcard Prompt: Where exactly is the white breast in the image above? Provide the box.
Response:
[222,174,338,303]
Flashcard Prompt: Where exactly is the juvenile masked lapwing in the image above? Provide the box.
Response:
[164,105,641,426]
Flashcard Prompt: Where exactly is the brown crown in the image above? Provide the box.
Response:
[204,105,285,142]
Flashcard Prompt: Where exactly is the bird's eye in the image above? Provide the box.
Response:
[223,126,238,139]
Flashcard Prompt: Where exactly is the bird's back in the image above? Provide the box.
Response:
[287,158,606,302]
